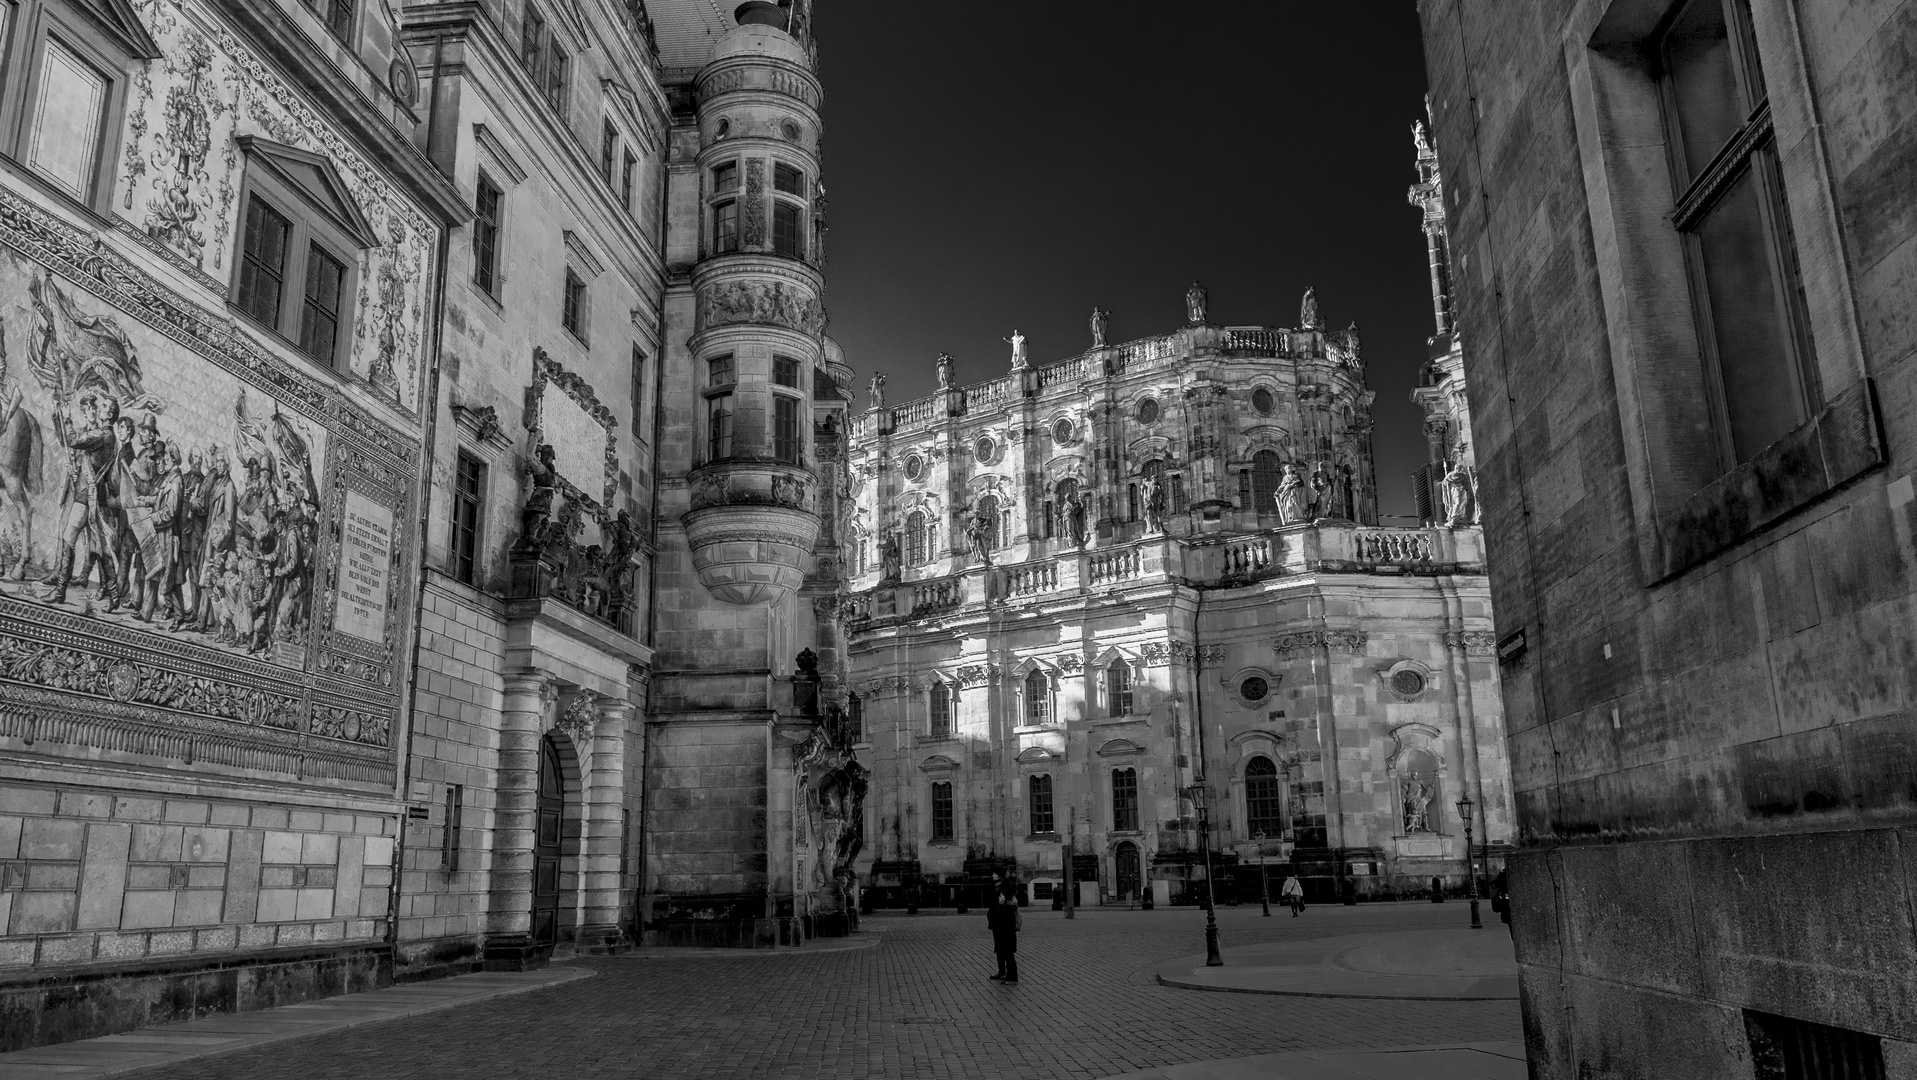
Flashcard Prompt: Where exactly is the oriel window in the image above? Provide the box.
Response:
[713,200,738,254]
[773,355,800,387]
[773,201,803,259]
[706,392,733,461]
[773,162,804,196]
[773,396,800,464]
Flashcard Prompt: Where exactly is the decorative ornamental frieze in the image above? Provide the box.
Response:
[1273,630,1369,659]
[554,691,601,744]
[310,704,391,746]
[696,279,827,337]
[1443,631,1498,655]
[1056,652,1083,673]
[742,159,767,246]
[0,631,301,729]
[955,663,999,687]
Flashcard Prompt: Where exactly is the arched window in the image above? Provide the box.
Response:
[974,494,1000,554]
[1111,767,1139,831]
[905,510,928,566]
[1028,774,1054,835]
[1245,756,1283,837]
[928,680,952,737]
[1106,660,1133,717]
[1025,669,1049,723]
[1251,450,1283,512]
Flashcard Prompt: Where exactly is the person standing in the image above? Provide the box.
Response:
[1281,873,1305,917]
[986,880,1020,984]
[1492,869,1512,936]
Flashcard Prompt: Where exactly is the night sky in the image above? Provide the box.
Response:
[810,3,1439,521]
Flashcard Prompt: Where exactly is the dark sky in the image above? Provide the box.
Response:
[810,3,1438,521]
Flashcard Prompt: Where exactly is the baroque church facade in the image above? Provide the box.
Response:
[0,0,858,1050]
[840,129,1509,908]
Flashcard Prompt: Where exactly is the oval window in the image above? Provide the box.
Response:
[903,454,925,481]
[715,118,731,139]
[781,120,802,141]
[1137,398,1160,424]
[1052,419,1074,445]
[1251,387,1275,415]
[1240,676,1269,703]
[975,436,996,464]
[1390,669,1426,697]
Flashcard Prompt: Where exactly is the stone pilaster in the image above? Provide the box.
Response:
[577,697,633,951]
[483,670,557,970]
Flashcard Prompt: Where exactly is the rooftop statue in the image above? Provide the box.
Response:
[1301,286,1322,330]
[1089,306,1110,349]
[1185,281,1207,325]
[868,371,886,411]
[935,353,955,390]
[1002,330,1027,369]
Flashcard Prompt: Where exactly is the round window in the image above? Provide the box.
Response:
[903,455,925,481]
[1390,669,1426,696]
[1240,676,1269,703]
[1052,419,1074,445]
[1251,387,1275,415]
[715,118,731,139]
[781,120,802,141]
[975,436,996,464]
[1137,398,1160,424]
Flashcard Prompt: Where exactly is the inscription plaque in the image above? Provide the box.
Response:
[335,490,395,642]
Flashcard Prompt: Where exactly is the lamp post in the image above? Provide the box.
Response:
[1255,832,1270,917]
[1189,783,1224,966]
[1456,793,1481,930]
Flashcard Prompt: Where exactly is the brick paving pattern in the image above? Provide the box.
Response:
[135,904,1519,1080]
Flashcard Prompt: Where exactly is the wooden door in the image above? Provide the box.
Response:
[1115,841,1141,902]
[532,735,563,945]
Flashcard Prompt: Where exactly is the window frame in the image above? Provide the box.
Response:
[930,780,954,841]
[302,0,356,45]
[599,117,617,183]
[227,159,365,374]
[0,0,156,215]
[629,344,647,440]
[1245,755,1283,838]
[620,149,637,214]
[450,450,486,586]
[705,391,733,462]
[472,171,503,298]
[711,198,739,254]
[1028,774,1054,836]
[928,680,952,738]
[770,159,807,260]
[1111,767,1139,832]
[1106,660,1133,717]
[772,394,800,465]
[1024,668,1049,724]
[561,267,588,344]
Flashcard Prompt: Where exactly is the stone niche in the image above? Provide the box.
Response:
[683,461,820,604]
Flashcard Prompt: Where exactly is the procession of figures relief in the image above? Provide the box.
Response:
[0,0,433,784]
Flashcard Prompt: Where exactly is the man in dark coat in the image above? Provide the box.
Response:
[986,880,1020,984]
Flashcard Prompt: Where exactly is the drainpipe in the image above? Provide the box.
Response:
[388,28,456,962]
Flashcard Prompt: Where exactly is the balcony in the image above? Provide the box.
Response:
[681,460,822,605]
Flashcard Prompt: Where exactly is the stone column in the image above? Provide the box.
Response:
[484,670,556,969]
[577,697,632,951]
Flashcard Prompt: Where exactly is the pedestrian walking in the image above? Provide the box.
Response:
[1492,869,1512,935]
[1281,873,1305,916]
[986,880,1021,983]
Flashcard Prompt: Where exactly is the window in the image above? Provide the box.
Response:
[228,140,371,372]
[707,354,734,386]
[473,174,502,296]
[520,5,545,71]
[772,201,803,259]
[1251,387,1275,415]
[1240,675,1269,703]
[1126,483,1139,522]
[1052,419,1074,445]
[518,6,567,115]
[621,151,636,213]
[303,0,355,44]
[713,200,738,253]
[451,452,486,585]
[712,160,738,193]
[773,355,799,387]
[629,346,647,439]
[1251,450,1283,512]
[1112,768,1138,832]
[706,392,733,460]
[846,693,863,743]
[905,510,929,566]
[1657,0,1816,466]
[1028,775,1054,835]
[773,396,799,464]
[1245,756,1282,837]
[903,454,925,481]
[0,0,155,212]
[1024,669,1048,724]
[543,42,569,115]
[930,781,953,840]
[1171,473,1186,511]
[1744,1010,1884,1080]
[562,269,586,341]
[1041,501,1053,539]
[1137,398,1159,424]
[25,38,108,202]
[1106,660,1132,717]
[599,119,617,183]
[441,783,463,871]
[773,162,804,195]
[928,681,951,737]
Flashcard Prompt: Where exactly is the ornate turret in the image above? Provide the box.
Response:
[1408,104,1476,527]
[681,6,828,604]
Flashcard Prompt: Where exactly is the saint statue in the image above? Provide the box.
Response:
[1061,485,1088,546]
[1185,281,1207,325]
[1442,450,1475,527]
[1140,474,1164,534]
[1003,330,1028,369]
[879,532,902,582]
[966,501,997,560]
[1274,462,1310,525]
[1401,775,1433,833]
[518,443,559,551]
[1089,306,1111,349]
[867,372,887,411]
[1300,286,1322,329]
[935,352,955,390]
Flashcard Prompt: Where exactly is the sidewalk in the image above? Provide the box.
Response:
[1099,1042,1528,1080]
[1151,929,1518,1000]
[0,967,590,1079]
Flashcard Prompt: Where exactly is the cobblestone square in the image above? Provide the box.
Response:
[132,904,1518,1080]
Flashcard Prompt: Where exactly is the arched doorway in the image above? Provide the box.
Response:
[532,733,565,946]
[1115,841,1141,903]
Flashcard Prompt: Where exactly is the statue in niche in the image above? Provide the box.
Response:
[1185,281,1207,324]
[1061,485,1089,546]
[1301,286,1322,330]
[1402,774,1433,833]
[935,352,955,390]
[517,443,559,552]
[879,531,902,582]
[1089,306,1110,348]
[965,500,997,560]
[1002,330,1028,369]
[1442,449,1475,527]
[868,372,886,411]
[1274,463,1311,525]
[1140,474,1164,534]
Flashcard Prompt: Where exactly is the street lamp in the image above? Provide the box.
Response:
[1254,832,1270,917]
[1188,783,1224,966]
[1456,793,1481,930]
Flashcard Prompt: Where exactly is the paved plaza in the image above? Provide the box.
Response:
[1,902,1521,1080]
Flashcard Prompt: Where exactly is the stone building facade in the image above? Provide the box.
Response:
[842,285,1512,909]
[1420,0,1917,1073]
[0,0,464,1049]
